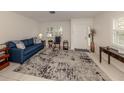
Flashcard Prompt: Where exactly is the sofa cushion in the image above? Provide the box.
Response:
[24,44,41,55]
[21,39,29,47]
[21,38,34,47]
[6,41,17,48]
[28,38,34,46]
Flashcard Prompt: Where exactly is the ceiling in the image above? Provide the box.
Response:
[14,11,100,22]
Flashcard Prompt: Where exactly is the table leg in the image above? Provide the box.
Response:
[100,47,102,63]
[108,54,110,64]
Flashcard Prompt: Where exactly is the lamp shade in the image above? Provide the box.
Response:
[38,33,43,39]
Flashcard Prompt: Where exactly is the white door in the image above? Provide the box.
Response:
[71,23,88,49]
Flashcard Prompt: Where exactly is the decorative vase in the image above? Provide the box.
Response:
[90,29,96,53]
[90,41,95,52]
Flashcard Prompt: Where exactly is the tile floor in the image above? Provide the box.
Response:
[88,53,124,81]
[0,53,124,81]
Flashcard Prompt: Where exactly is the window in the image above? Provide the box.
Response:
[46,26,63,40]
[113,18,124,47]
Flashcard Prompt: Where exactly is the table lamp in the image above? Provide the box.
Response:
[38,33,43,40]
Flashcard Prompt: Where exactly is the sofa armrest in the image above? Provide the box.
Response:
[41,40,46,46]
[9,48,24,64]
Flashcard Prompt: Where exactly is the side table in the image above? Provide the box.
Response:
[0,48,10,70]
[63,40,69,50]
[41,40,46,47]
[48,40,53,48]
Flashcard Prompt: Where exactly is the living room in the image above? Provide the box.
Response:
[1,0,124,93]
[0,11,124,81]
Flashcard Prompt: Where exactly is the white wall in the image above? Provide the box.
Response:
[39,19,93,49]
[39,21,71,46]
[71,18,93,49]
[94,12,124,72]
[0,12,39,44]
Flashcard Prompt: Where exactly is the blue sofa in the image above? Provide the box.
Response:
[6,38,44,64]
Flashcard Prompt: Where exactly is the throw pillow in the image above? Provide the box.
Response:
[33,37,37,44]
[12,40,20,44]
[14,41,25,49]
[35,38,41,44]
[33,37,41,44]
[16,42,25,49]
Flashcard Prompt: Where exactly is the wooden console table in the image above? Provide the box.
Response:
[99,47,124,64]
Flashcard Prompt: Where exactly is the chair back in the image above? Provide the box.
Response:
[55,36,61,44]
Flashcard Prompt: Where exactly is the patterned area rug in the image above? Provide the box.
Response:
[14,49,110,81]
